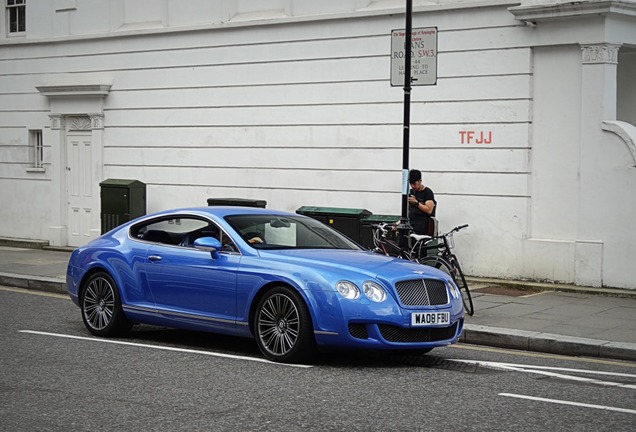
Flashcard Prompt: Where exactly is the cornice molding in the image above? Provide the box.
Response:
[509,0,636,22]
[36,84,111,97]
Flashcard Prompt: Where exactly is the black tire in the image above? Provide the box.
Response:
[254,286,316,363]
[80,271,131,337]
[419,256,474,316]
[418,256,453,276]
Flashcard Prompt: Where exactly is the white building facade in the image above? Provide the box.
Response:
[1,0,635,288]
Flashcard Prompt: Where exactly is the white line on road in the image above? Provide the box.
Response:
[19,330,313,369]
[493,362,636,378]
[499,393,636,415]
[452,359,636,389]
[454,359,636,378]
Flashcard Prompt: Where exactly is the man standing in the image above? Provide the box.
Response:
[408,169,436,235]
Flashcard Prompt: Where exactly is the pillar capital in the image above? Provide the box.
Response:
[580,43,621,65]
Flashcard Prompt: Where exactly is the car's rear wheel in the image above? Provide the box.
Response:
[80,271,131,337]
[254,286,316,363]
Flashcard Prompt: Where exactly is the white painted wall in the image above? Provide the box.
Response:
[0,0,635,288]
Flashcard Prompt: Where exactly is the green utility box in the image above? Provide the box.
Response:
[360,214,401,250]
[296,206,372,245]
[207,198,267,208]
[100,179,146,234]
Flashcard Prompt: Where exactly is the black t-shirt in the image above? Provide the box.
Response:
[409,187,436,234]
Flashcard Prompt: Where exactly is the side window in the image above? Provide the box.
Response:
[217,230,239,253]
[132,217,210,246]
[131,216,238,252]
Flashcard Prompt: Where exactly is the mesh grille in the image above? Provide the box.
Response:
[394,278,448,306]
[348,323,369,340]
[378,322,458,343]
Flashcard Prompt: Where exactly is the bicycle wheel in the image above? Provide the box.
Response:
[448,257,474,316]
[418,256,453,276]
[419,256,474,316]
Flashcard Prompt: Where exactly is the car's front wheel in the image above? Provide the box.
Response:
[80,271,131,337]
[254,286,316,363]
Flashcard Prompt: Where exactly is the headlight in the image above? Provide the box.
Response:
[362,281,386,303]
[336,280,360,300]
[449,281,460,299]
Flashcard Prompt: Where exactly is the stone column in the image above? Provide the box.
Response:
[575,43,621,286]
[89,113,105,240]
[47,114,67,246]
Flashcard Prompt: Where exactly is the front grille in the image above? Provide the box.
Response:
[378,322,458,343]
[395,278,448,306]
[348,323,369,340]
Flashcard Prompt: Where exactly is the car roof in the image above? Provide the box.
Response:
[146,206,299,219]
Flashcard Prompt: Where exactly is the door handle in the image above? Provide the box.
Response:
[148,255,162,262]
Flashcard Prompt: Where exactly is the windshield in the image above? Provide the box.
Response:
[225,214,362,250]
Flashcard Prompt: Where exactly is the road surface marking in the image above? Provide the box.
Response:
[453,359,636,389]
[499,393,636,415]
[452,343,636,368]
[20,330,312,369]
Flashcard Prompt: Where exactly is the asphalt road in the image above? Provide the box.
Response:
[2,286,635,431]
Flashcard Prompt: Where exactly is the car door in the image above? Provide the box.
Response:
[145,244,241,327]
[140,217,241,327]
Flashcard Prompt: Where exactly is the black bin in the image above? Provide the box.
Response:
[207,198,267,208]
[100,179,146,234]
[296,206,371,244]
[360,214,400,250]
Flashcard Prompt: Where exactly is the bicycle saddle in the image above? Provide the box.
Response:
[409,233,431,241]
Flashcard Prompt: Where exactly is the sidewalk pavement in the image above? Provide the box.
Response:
[1,242,635,362]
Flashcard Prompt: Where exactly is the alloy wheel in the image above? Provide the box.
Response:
[257,293,300,357]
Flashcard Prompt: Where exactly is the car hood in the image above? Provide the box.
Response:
[259,249,440,282]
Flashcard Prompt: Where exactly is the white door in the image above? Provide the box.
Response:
[66,130,94,247]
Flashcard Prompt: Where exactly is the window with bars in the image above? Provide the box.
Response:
[29,129,43,169]
[7,0,25,34]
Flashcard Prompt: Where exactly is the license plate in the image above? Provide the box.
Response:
[411,311,450,327]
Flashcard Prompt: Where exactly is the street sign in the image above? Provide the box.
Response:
[390,27,438,86]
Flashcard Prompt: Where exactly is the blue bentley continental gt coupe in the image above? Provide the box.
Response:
[66,207,464,363]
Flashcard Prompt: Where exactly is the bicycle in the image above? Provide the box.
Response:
[371,222,417,260]
[371,223,474,316]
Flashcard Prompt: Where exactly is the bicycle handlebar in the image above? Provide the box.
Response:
[371,223,389,231]
[452,224,469,233]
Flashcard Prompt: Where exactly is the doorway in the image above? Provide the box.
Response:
[65,117,94,247]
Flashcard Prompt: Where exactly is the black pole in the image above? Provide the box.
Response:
[397,0,413,248]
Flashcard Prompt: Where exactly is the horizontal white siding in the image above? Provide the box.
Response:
[0,2,538,280]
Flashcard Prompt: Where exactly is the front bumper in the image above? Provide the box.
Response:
[309,284,464,350]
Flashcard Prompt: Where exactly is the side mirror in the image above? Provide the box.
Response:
[194,237,223,257]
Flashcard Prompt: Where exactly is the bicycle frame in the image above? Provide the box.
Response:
[372,222,473,315]
[372,223,467,265]
[372,225,411,259]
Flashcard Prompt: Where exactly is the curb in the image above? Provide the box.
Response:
[0,272,66,294]
[462,324,636,362]
[0,237,49,249]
